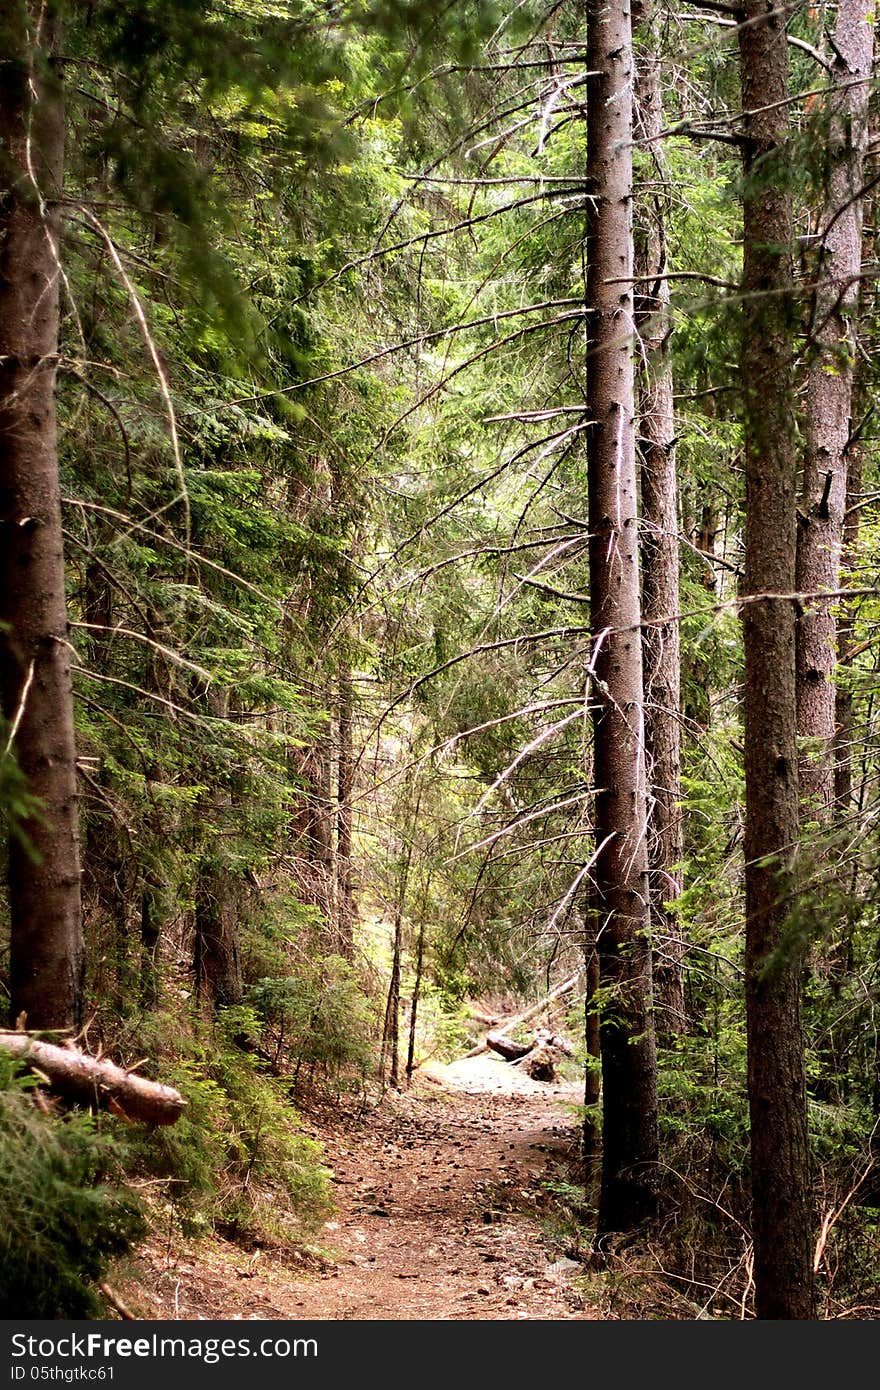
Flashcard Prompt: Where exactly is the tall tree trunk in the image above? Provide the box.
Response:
[585,0,659,1234]
[336,665,355,960]
[738,0,815,1319]
[380,899,403,1090]
[582,913,602,1202]
[405,907,426,1082]
[80,561,133,1008]
[796,0,873,821]
[835,179,875,819]
[140,880,161,1006]
[697,503,719,593]
[833,364,864,819]
[0,3,84,1031]
[289,727,335,933]
[380,793,418,1090]
[633,4,686,1036]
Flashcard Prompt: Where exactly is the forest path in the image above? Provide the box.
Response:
[127,1055,595,1320]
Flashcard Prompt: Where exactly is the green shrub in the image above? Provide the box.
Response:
[124,1008,333,1243]
[249,954,375,1085]
[0,1056,145,1317]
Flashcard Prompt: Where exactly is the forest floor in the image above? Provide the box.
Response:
[119,1053,604,1321]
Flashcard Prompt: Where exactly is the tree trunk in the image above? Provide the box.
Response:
[380,904,403,1090]
[0,3,84,1031]
[336,665,355,960]
[738,0,815,1319]
[585,0,659,1234]
[835,180,875,819]
[697,503,719,593]
[583,926,602,1198]
[140,881,161,1005]
[289,730,335,932]
[405,909,425,1081]
[485,1032,533,1061]
[634,4,686,1036]
[193,687,242,1011]
[833,366,864,820]
[796,0,873,821]
[193,864,242,1011]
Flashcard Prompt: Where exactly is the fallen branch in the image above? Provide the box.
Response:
[463,971,582,1058]
[99,1284,136,1320]
[0,1032,185,1126]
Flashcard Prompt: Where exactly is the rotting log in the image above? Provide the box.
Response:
[515,1042,558,1083]
[0,1032,185,1125]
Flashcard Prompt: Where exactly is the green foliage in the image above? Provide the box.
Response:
[0,1057,145,1318]
[122,1009,333,1243]
[0,740,45,860]
[4,0,880,1321]
[250,954,375,1084]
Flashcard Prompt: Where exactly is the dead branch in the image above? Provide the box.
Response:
[463,971,582,1057]
[0,1031,185,1125]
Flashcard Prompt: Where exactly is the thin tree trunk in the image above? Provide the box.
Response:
[585,0,659,1234]
[697,503,718,593]
[0,3,84,1030]
[336,665,355,960]
[80,561,135,1008]
[796,0,873,821]
[835,189,875,818]
[405,909,425,1081]
[738,0,815,1319]
[634,4,686,1036]
[380,904,403,1090]
[380,792,419,1090]
[193,689,241,1011]
[290,731,335,931]
[833,423,861,820]
[140,882,161,1005]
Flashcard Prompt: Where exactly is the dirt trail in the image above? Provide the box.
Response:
[125,1055,595,1321]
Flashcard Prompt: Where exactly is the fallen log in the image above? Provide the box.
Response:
[0,1031,185,1126]
[464,971,582,1059]
[485,1031,532,1062]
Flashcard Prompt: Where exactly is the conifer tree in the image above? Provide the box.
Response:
[586,0,659,1232]
[0,1,84,1030]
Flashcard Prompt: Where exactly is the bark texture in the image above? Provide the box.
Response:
[0,3,84,1030]
[833,346,867,818]
[0,1031,185,1125]
[582,927,602,1193]
[633,6,686,1035]
[194,866,242,1010]
[586,0,659,1234]
[796,0,873,820]
[738,0,815,1319]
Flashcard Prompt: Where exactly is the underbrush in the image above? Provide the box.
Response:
[0,1055,146,1317]
[539,1033,880,1319]
[118,1006,334,1246]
